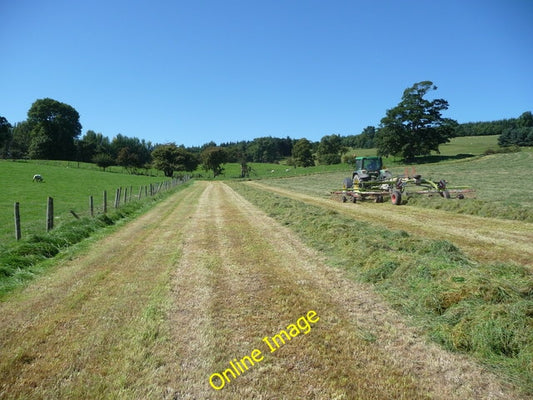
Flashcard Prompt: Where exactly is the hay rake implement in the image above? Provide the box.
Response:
[332,157,475,205]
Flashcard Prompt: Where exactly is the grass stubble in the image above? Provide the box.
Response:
[231,181,532,397]
[0,180,529,399]
[166,182,527,399]
[0,182,203,399]
[246,181,533,267]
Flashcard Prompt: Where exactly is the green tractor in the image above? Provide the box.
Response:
[335,156,473,205]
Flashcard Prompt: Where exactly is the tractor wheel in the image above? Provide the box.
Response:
[391,190,402,205]
[441,190,451,199]
[343,177,353,189]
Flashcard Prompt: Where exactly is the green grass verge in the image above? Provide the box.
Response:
[0,180,192,299]
[230,182,533,395]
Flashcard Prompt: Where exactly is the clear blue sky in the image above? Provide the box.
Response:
[1,0,532,147]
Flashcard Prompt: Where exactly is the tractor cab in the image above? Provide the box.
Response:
[352,156,389,181]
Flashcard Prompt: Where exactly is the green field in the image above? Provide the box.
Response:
[257,148,533,222]
[2,136,530,243]
[0,160,170,243]
[432,135,500,156]
[0,135,532,396]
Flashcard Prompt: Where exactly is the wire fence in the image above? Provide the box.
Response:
[11,176,190,242]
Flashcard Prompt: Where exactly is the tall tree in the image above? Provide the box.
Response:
[111,134,152,165]
[78,130,111,162]
[517,111,533,128]
[292,138,314,167]
[375,81,457,161]
[201,146,228,178]
[116,147,141,173]
[246,137,280,163]
[27,98,82,160]
[10,121,32,158]
[0,116,12,158]
[92,152,115,171]
[152,144,198,177]
[317,134,344,164]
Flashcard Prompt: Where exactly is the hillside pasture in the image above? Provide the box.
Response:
[0,160,170,244]
[260,149,533,221]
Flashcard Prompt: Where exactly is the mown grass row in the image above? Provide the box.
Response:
[0,181,192,298]
[261,150,533,222]
[230,182,533,395]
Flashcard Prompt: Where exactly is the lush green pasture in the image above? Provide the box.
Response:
[21,159,166,176]
[0,160,170,243]
[434,135,499,156]
[343,135,500,163]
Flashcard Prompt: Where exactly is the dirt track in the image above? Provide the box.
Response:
[0,181,526,399]
[247,181,533,267]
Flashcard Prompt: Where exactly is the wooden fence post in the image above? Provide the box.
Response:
[124,187,128,204]
[114,188,120,208]
[103,190,107,214]
[14,202,21,240]
[90,195,94,217]
[46,197,54,231]
[138,186,143,200]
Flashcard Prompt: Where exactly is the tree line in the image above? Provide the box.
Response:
[1,89,531,176]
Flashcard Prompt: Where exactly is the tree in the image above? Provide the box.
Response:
[111,134,152,165]
[517,111,533,128]
[0,116,12,158]
[27,98,82,160]
[498,111,533,147]
[349,126,376,149]
[10,121,32,158]
[375,81,457,161]
[116,147,141,173]
[152,144,199,177]
[92,152,115,171]
[292,138,314,167]
[316,134,344,164]
[246,137,280,163]
[201,146,228,178]
[77,130,111,162]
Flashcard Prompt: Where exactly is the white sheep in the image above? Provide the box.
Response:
[32,174,43,182]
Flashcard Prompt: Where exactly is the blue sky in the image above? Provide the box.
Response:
[1,0,532,147]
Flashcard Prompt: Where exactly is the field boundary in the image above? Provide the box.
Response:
[0,178,192,299]
[9,177,188,241]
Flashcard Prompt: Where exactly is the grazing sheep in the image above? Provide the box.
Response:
[33,174,43,182]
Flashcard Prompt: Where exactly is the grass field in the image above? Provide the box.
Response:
[0,160,170,244]
[259,149,533,222]
[229,181,533,395]
[0,181,529,398]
